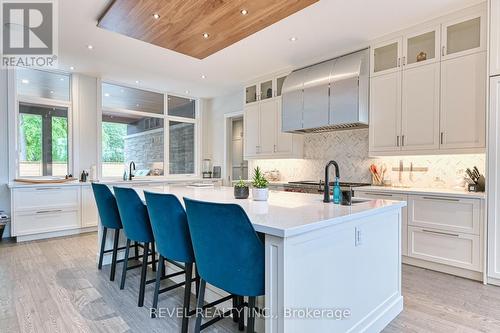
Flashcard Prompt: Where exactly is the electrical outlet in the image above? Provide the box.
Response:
[355,227,362,247]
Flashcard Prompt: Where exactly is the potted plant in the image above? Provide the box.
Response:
[234,178,249,199]
[251,167,269,201]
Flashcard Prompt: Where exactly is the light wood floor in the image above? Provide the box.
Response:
[1,233,500,333]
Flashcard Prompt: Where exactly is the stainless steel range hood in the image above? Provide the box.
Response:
[281,48,369,133]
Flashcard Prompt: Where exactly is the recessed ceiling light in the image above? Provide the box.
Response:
[240,9,248,15]
[201,74,206,79]
[136,104,140,107]
[135,80,140,84]
[289,36,298,42]
[87,44,93,50]
[104,93,110,97]
[60,78,64,81]
[50,90,54,94]
[202,32,209,39]
[21,79,29,84]
[153,13,160,19]
[185,90,190,94]
[69,66,75,70]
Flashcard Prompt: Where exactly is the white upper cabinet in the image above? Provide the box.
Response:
[441,11,486,61]
[370,37,403,77]
[369,4,486,156]
[244,103,260,157]
[403,26,440,69]
[440,52,486,149]
[491,0,500,76]
[401,62,440,151]
[245,84,258,104]
[243,74,303,160]
[369,72,402,152]
[259,99,277,154]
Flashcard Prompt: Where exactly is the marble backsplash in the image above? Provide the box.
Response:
[248,129,485,189]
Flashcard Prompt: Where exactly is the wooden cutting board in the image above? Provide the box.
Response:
[14,177,78,184]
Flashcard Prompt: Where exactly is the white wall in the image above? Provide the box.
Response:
[203,90,244,166]
[74,74,98,175]
[0,70,10,215]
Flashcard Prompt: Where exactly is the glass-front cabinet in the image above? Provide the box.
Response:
[370,38,402,76]
[244,73,289,104]
[442,12,485,60]
[403,26,440,68]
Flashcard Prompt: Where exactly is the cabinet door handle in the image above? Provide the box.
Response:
[442,46,446,57]
[396,135,400,147]
[362,192,394,197]
[422,196,460,202]
[440,132,444,145]
[422,229,459,237]
[401,135,405,146]
[397,58,401,67]
[36,209,63,214]
[273,144,276,153]
[36,187,62,191]
[402,56,406,66]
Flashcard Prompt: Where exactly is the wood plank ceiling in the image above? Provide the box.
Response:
[98,0,319,59]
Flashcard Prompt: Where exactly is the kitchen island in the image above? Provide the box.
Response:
[111,185,406,332]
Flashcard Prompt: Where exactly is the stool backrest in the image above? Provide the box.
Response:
[184,197,265,297]
[114,187,154,243]
[144,191,195,264]
[91,183,122,229]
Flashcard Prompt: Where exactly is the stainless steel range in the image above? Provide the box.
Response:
[283,181,371,194]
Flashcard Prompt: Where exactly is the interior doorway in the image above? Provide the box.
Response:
[231,118,248,181]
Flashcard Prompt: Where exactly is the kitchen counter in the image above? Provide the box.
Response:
[7,178,221,189]
[109,184,405,332]
[353,185,485,199]
[139,185,406,238]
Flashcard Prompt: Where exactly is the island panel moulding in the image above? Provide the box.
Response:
[97,0,319,59]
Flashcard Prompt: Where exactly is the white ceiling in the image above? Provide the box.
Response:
[59,0,484,98]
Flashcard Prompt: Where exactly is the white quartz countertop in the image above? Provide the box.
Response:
[8,178,218,189]
[353,185,485,199]
[134,185,406,238]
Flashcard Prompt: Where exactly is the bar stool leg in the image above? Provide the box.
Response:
[181,263,193,333]
[152,254,164,318]
[232,295,239,323]
[247,296,256,333]
[151,242,156,272]
[138,242,150,307]
[194,279,206,333]
[120,239,131,290]
[110,229,120,281]
[238,296,245,331]
[195,265,200,298]
[134,241,139,260]
[98,227,107,269]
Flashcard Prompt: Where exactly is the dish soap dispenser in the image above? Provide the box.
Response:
[333,177,341,204]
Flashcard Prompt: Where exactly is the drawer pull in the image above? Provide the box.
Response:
[35,187,62,191]
[362,192,394,197]
[422,197,460,202]
[36,209,63,214]
[422,229,459,237]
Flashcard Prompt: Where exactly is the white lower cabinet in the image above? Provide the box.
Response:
[356,189,484,279]
[81,186,98,227]
[355,191,408,256]
[408,226,481,272]
[11,185,98,241]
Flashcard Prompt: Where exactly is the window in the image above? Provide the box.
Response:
[100,84,197,178]
[18,104,69,177]
[101,111,164,178]
[16,68,71,178]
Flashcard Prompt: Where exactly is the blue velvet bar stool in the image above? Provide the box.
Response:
[184,198,265,333]
[114,186,157,307]
[144,191,199,333]
[91,183,124,281]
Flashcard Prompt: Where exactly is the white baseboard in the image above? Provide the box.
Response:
[16,227,97,242]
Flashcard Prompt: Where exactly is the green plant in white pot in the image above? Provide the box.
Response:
[251,167,269,201]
